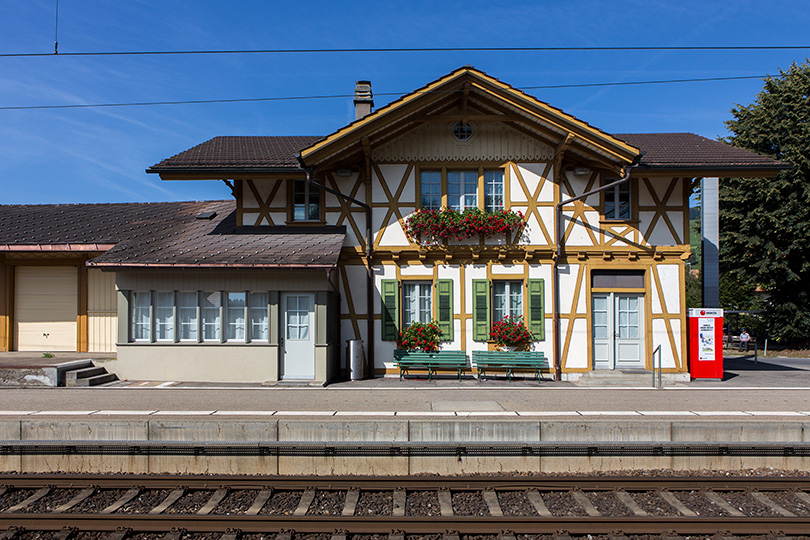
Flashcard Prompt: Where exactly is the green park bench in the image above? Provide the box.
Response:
[471,350,549,381]
[393,350,468,381]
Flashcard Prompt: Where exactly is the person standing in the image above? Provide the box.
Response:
[739,329,751,352]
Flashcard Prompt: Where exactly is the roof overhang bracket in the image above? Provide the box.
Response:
[554,132,575,168]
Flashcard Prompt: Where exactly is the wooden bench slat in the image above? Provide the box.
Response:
[472,351,548,382]
[394,351,467,381]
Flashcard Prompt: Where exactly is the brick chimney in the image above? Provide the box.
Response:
[354,80,373,120]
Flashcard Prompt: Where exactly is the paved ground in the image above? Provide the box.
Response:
[0,353,808,418]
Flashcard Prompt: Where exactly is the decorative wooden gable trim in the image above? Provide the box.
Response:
[299,66,640,169]
[371,121,555,163]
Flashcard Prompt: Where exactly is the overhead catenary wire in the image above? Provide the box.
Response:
[0,74,769,111]
[1,45,810,58]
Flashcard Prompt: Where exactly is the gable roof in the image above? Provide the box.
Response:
[299,66,641,169]
[1,200,344,269]
[148,136,322,175]
[617,133,789,174]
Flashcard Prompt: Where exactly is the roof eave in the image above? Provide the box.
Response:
[148,167,306,180]
[86,262,338,269]
[631,164,790,178]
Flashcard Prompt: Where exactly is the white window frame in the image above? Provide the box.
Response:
[201,291,222,343]
[131,291,151,342]
[177,291,199,342]
[484,170,504,212]
[447,170,478,210]
[604,180,631,220]
[402,282,433,326]
[420,170,442,210]
[493,281,523,322]
[249,292,270,343]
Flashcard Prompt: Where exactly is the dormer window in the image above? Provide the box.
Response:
[292,179,321,222]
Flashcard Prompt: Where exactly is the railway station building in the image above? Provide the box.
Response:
[0,67,785,383]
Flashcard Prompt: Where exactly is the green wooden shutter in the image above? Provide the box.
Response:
[436,279,453,341]
[381,279,399,341]
[472,279,490,341]
[527,278,545,340]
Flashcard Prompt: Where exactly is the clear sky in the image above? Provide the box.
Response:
[1,0,808,204]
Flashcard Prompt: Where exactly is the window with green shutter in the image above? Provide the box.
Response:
[381,279,399,341]
[472,279,490,341]
[435,279,453,341]
[527,278,545,340]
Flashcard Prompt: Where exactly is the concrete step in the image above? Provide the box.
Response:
[72,372,118,387]
[65,366,107,383]
[574,370,656,387]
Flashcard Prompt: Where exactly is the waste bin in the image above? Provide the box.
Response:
[347,339,365,381]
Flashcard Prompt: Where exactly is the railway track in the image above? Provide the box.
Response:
[1,474,810,537]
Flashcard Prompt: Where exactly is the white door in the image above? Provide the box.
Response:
[281,293,315,380]
[15,266,77,351]
[592,293,644,370]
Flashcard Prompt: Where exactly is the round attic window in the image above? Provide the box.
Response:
[452,121,473,142]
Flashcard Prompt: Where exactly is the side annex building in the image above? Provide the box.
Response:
[0,67,785,383]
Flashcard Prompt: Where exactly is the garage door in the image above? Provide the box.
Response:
[14,266,77,351]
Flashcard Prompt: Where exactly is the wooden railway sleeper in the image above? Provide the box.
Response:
[53,526,77,540]
[245,488,272,515]
[159,528,185,540]
[570,487,600,516]
[149,488,185,515]
[656,489,696,516]
[54,486,96,513]
[614,489,648,517]
[748,489,796,517]
[198,487,229,515]
[4,486,51,513]
[101,486,141,514]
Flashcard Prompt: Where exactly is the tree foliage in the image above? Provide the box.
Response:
[721,60,810,343]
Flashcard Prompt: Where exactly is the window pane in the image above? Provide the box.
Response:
[508,281,522,318]
[484,171,504,212]
[132,291,151,341]
[493,282,506,321]
[226,292,246,341]
[402,283,416,325]
[249,292,269,342]
[202,291,221,342]
[418,283,432,323]
[178,292,197,341]
[308,186,320,220]
[420,171,442,210]
[155,292,174,341]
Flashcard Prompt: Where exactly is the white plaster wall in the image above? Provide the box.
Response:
[268,212,286,226]
[567,318,589,368]
[510,171,528,203]
[436,264,461,314]
[671,319,683,368]
[641,211,677,246]
[400,263,434,277]
[340,265,368,317]
[378,212,411,247]
[557,264,580,314]
[490,263,522,275]
[652,319,676,369]
[657,264,681,312]
[242,212,259,225]
[517,163,554,202]
[564,210,600,247]
[522,213,546,245]
[372,165,408,204]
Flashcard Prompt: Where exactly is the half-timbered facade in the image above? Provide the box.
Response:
[0,67,785,383]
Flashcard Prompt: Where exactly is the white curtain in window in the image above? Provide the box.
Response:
[155,292,174,341]
[178,292,197,341]
[249,292,269,342]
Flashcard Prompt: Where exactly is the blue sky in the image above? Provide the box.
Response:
[1,0,808,204]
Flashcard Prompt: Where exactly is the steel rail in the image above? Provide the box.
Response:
[4,440,810,457]
[1,473,810,491]
[2,513,810,535]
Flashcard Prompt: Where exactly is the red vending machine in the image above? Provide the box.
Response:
[688,308,724,379]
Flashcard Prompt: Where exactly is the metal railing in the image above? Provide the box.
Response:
[652,344,662,388]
